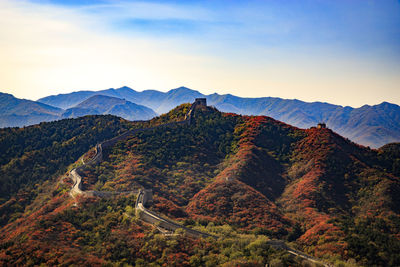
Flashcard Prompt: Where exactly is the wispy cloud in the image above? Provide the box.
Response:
[81,1,212,21]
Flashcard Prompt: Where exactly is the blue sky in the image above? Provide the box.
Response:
[35,0,399,50]
[1,0,400,107]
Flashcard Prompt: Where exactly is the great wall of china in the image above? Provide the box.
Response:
[69,98,214,238]
[68,98,329,266]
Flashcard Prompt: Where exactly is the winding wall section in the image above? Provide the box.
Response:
[69,103,199,198]
[135,189,214,238]
[68,101,329,264]
[69,101,213,238]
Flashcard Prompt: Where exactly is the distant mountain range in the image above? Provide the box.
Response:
[1,86,399,148]
[38,86,400,148]
[0,92,63,128]
[0,92,156,128]
[61,94,156,121]
[38,86,203,114]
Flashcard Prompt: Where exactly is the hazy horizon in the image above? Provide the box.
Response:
[1,0,399,107]
[0,85,398,108]
[6,85,395,109]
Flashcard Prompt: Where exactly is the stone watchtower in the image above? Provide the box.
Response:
[142,189,153,206]
[194,98,207,106]
[317,123,326,129]
[185,98,207,124]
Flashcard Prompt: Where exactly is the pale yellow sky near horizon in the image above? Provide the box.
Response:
[0,0,399,108]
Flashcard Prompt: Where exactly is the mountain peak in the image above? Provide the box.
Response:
[64,94,156,121]
[377,101,400,108]
[176,86,191,90]
[116,86,135,92]
[170,86,197,93]
[76,94,126,106]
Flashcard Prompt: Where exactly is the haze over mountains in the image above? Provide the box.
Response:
[38,86,202,113]
[1,86,400,148]
[0,93,63,128]
[0,92,156,128]
[61,95,156,121]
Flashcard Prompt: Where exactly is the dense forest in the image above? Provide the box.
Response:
[0,115,134,226]
[0,104,399,266]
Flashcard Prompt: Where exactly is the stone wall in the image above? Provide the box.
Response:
[71,99,213,239]
[136,189,214,239]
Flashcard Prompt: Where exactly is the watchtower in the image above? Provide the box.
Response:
[317,123,326,129]
[194,98,207,106]
[142,189,153,206]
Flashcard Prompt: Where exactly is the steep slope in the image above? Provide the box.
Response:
[62,95,157,120]
[0,92,63,127]
[378,142,400,177]
[279,127,400,264]
[38,86,400,147]
[186,115,300,236]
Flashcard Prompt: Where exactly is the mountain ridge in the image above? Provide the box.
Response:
[62,95,157,121]
[0,92,63,128]
[0,92,157,127]
[38,86,400,148]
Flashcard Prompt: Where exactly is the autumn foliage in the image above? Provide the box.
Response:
[1,104,400,266]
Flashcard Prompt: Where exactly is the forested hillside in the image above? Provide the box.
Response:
[0,103,399,266]
[0,115,134,227]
